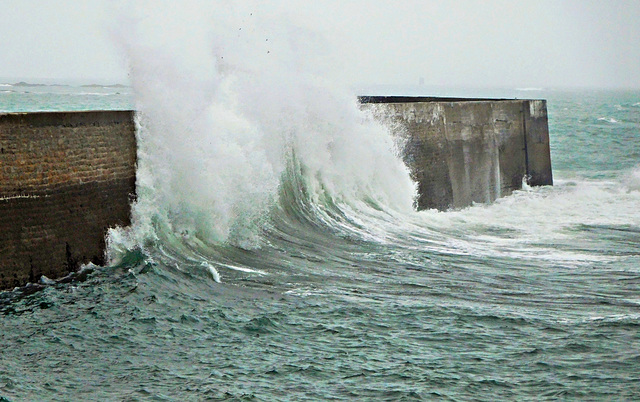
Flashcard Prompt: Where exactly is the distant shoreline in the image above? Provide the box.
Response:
[4,81,130,88]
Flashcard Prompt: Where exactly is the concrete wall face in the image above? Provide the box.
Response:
[364,99,551,211]
[0,111,136,289]
[523,100,553,186]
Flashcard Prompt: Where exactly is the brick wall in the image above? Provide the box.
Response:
[0,111,136,289]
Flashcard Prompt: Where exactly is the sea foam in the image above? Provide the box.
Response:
[109,1,415,250]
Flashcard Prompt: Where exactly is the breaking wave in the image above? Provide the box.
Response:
[597,117,619,124]
[105,1,640,287]
[107,1,415,264]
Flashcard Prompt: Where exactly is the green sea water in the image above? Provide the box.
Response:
[0,83,133,113]
[1,85,640,400]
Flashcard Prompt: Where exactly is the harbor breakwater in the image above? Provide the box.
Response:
[360,97,552,210]
[0,98,552,289]
[0,111,136,289]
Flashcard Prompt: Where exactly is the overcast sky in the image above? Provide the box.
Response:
[1,0,639,88]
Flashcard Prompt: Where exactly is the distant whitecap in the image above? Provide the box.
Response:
[597,117,619,123]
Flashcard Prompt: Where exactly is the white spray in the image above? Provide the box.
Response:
[109,1,416,250]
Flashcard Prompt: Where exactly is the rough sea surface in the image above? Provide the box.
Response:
[1,85,639,401]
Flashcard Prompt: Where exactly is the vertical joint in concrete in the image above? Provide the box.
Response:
[523,100,553,186]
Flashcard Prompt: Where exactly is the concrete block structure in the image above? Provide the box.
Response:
[0,111,136,289]
[0,98,552,288]
[360,96,552,210]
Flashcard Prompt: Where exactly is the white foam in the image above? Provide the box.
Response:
[597,117,619,123]
[0,194,45,201]
[39,275,56,285]
[384,175,640,266]
[203,262,221,283]
[109,1,415,249]
[623,166,640,192]
[73,92,117,96]
[220,263,267,275]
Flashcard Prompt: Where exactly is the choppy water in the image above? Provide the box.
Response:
[0,83,133,113]
[2,82,639,400]
[2,2,640,393]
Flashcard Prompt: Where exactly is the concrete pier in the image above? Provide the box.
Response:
[360,96,552,210]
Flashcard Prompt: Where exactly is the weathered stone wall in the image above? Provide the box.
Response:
[361,97,552,210]
[0,99,552,288]
[0,111,136,289]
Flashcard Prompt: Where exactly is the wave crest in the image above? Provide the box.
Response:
[107,1,415,256]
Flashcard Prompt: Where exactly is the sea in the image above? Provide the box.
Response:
[1,80,639,401]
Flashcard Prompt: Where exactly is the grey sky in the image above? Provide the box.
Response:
[1,0,639,88]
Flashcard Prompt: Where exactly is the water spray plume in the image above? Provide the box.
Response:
[110,1,416,249]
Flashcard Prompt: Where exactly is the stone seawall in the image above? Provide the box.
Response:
[0,111,136,289]
[0,99,552,289]
[360,97,552,210]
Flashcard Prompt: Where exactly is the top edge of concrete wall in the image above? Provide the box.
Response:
[0,110,135,116]
[0,110,135,127]
[0,94,546,115]
[358,96,544,103]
